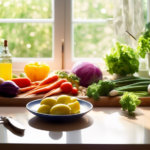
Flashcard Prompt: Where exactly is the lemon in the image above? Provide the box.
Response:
[37,104,51,114]
[56,95,72,104]
[50,104,71,115]
[41,97,56,107]
[68,101,80,114]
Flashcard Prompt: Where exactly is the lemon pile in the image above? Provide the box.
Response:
[37,95,80,115]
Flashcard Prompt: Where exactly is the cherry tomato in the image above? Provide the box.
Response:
[60,82,73,93]
[71,87,78,95]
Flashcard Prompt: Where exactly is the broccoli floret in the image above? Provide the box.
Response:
[86,83,100,100]
[86,80,115,100]
[119,92,141,115]
[55,71,68,78]
[97,80,116,96]
[68,73,80,82]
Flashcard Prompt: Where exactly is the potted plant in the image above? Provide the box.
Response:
[137,22,150,74]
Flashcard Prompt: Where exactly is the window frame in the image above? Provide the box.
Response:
[64,0,113,74]
[148,0,150,22]
[0,0,149,73]
[0,0,65,71]
[64,0,149,74]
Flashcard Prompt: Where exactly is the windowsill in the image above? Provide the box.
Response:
[12,68,150,79]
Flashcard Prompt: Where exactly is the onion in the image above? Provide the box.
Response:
[0,81,20,97]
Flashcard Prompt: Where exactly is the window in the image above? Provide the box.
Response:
[0,0,63,71]
[0,0,148,73]
[64,0,148,71]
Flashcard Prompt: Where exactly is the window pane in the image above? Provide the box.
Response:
[0,23,53,58]
[73,23,114,58]
[73,0,113,19]
[0,0,53,19]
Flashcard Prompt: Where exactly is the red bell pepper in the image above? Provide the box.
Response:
[11,77,31,88]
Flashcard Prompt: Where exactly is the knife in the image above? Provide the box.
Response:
[1,116,25,131]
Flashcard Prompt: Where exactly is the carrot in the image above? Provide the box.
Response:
[37,74,59,87]
[42,88,63,99]
[24,74,59,94]
[31,81,41,86]
[24,79,67,96]
[21,83,52,97]
[20,85,37,93]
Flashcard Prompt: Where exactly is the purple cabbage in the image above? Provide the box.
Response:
[0,81,20,97]
[70,61,103,87]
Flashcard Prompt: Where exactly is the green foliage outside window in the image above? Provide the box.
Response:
[0,0,147,58]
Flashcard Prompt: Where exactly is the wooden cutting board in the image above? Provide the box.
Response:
[0,93,150,107]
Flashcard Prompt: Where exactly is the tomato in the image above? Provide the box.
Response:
[71,87,78,95]
[60,82,73,93]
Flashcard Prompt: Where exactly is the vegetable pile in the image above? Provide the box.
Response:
[18,71,80,99]
[86,76,150,100]
[0,49,149,116]
[0,68,82,98]
[86,75,150,115]
[104,42,139,76]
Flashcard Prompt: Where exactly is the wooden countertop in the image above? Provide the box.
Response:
[0,94,150,107]
[0,106,150,150]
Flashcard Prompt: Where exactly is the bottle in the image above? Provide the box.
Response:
[0,40,12,80]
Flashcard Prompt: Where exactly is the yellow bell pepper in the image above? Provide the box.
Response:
[24,62,50,82]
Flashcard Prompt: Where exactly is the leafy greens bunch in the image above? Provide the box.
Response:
[119,92,141,115]
[104,42,139,76]
[86,80,115,100]
[137,22,150,58]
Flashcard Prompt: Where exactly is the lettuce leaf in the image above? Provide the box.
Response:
[137,35,150,58]
[143,22,150,39]
[104,42,139,76]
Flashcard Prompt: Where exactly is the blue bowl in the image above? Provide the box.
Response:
[26,99,93,122]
